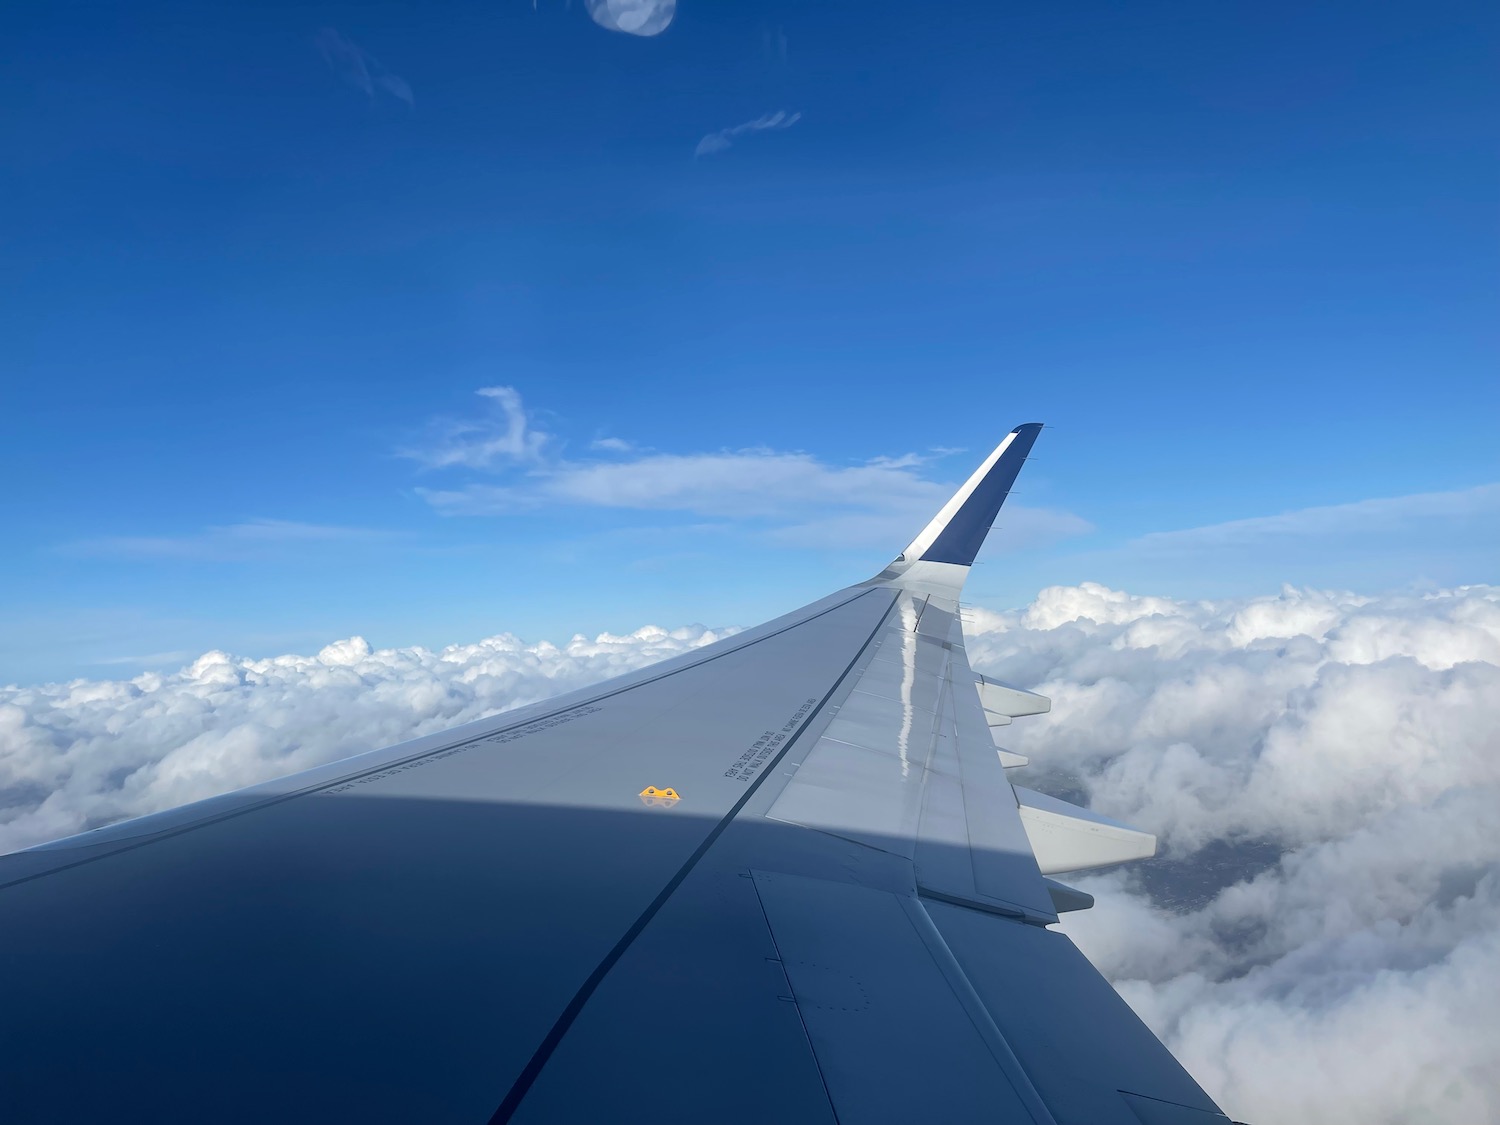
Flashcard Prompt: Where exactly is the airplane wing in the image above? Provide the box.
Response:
[0,424,1234,1125]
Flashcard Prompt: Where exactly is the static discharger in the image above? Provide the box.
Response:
[638,786,681,808]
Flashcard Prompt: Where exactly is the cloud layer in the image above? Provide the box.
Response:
[3,582,1495,1121]
[966,582,1500,1125]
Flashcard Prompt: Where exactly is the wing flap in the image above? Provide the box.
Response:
[752,869,1053,1125]
[977,674,1052,719]
[758,585,1059,924]
[1015,785,1158,875]
[924,898,1230,1125]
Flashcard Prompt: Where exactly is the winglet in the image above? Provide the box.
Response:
[872,423,1043,594]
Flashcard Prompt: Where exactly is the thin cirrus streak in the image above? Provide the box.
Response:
[1130,482,1500,552]
[695,110,802,157]
[60,520,393,562]
[315,28,413,107]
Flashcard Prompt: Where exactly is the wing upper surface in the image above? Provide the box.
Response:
[1,588,898,1123]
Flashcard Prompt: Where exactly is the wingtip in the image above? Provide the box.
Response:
[915,424,1042,567]
[877,423,1045,590]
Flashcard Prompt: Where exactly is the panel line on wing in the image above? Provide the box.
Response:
[486,590,903,1125]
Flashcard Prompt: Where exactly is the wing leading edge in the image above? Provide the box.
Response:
[0,424,1234,1125]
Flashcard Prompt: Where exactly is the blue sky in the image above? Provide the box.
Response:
[2,0,1496,684]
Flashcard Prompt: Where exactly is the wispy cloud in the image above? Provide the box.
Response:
[865,452,932,470]
[772,504,1093,553]
[762,25,790,67]
[695,110,802,158]
[590,437,636,454]
[1132,483,1500,553]
[92,650,195,668]
[584,0,676,37]
[419,449,945,520]
[400,386,550,470]
[316,28,413,108]
[407,387,1089,552]
[64,520,392,562]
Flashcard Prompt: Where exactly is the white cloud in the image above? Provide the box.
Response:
[584,0,675,37]
[14,581,1493,1118]
[64,519,391,561]
[316,28,413,107]
[412,447,937,519]
[695,110,802,157]
[417,445,1087,550]
[406,388,1089,550]
[590,436,636,453]
[545,449,933,514]
[964,581,1500,1124]
[401,386,550,469]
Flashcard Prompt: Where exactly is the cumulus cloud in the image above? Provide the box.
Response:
[401,386,550,470]
[584,0,675,37]
[316,28,413,107]
[9,583,1494,1119]
[964,581,1500,1124]
[695,110,801,157]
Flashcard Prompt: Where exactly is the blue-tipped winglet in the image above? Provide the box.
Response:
[917,423,1043,566]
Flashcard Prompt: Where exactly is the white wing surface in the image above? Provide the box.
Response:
[0,424,1235,1125]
